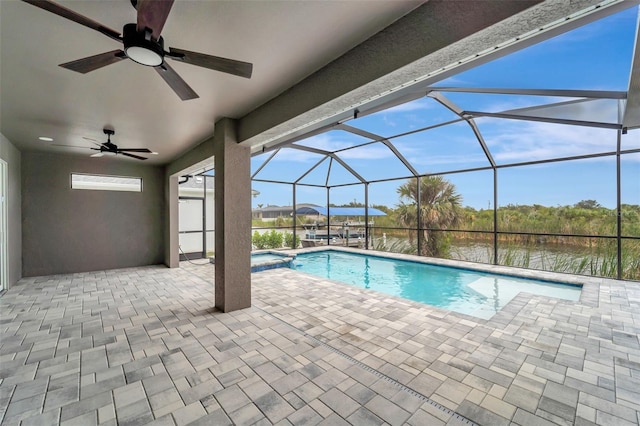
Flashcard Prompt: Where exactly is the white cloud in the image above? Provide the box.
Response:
[273,133,397,161]
[292,133,368,153]
[394,134,491,169]
[483,96,569,114]
[382,115,396,128]
[401,153,490,169]
[358,98,440,129]
[485,120,618,163]
[273,147,325,163]
[335,144,394,160]
[501,98,618,124]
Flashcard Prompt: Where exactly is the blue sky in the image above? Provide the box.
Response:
[251,6,639,210]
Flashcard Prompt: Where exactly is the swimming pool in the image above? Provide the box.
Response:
[292,250,581,319]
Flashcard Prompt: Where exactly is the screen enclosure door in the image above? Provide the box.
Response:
[179,197,205,260]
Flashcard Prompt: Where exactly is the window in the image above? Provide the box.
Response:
[71,173,142,192]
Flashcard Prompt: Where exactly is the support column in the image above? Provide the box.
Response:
[164,174,179,268]
[214,118,251,312]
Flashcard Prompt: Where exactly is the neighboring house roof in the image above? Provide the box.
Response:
[254,203,319,213]
[295,206,386,216]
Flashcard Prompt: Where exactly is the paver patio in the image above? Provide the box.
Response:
[1,252,639,425]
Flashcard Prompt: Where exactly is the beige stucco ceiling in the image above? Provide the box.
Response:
[0,0,422,164]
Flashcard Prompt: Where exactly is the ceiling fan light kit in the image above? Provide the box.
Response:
[123,24,163,67]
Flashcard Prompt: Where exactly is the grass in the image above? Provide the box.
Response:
[380,236,640,280]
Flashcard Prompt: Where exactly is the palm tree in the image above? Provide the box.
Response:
[396,176,463,257]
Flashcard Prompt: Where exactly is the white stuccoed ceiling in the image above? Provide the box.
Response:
[0,0,422,164]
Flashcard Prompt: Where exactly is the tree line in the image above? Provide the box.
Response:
[379,178,639,254]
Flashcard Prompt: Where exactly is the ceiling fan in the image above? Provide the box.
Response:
[89,129,153,160]
[22,0,253,100]
[55,128,154,160]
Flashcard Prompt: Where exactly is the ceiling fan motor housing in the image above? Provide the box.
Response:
[123,23,164,67]
[103,142,118,151]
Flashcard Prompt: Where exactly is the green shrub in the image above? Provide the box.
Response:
[252,229,287,249]
[252,230,267,249]
[265,229,283,249]
[284,232,300,249]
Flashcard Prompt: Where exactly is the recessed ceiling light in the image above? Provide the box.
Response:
[38,136,53,142]
[151,151,159,155]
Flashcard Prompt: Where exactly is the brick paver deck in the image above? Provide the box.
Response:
[1,249,639,425]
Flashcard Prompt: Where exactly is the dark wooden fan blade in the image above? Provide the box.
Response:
[118,148,152,153]
[60,50,126,74]
[155,62,199,100]
[136,0,174,40]
[21,0,121,42]
[167,48,252,79]
[120,152,147,160]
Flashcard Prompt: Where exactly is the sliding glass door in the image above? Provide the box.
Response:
[0,159,8,292]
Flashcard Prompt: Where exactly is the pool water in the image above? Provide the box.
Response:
[292,251,581,319]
